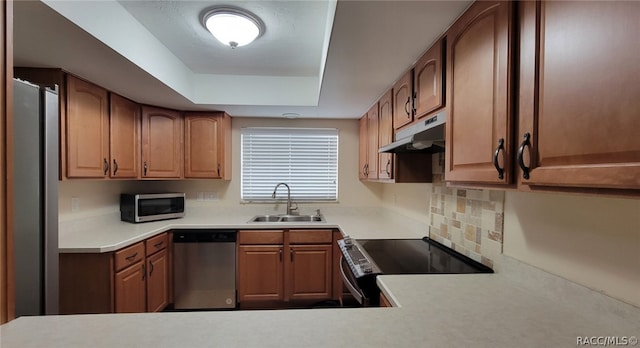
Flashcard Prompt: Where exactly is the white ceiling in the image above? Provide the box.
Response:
[13,0,471,119]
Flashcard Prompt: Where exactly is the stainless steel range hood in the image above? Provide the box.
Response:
[379,110,446,153]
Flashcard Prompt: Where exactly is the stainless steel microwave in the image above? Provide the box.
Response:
[120,193,185,223]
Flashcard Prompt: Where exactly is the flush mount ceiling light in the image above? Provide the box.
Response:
[202,7,265,49]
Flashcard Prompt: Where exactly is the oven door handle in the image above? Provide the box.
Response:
[339,256,365,305]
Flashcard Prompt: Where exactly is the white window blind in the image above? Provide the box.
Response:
[241,127,338,202]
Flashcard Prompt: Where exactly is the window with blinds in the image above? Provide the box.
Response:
[241,127,339,202]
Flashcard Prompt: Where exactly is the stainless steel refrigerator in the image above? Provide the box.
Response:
[13,78,59,316]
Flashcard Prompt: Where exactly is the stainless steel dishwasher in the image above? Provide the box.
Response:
[173,229,237,309]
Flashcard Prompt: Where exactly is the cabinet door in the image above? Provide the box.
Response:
[414,39,444,119]
[146,249,168,312]
[358,115,368,180]
[141,106,183,178]
[237,245,283,302]
[366,103,379,179]
[288,245,332,301]
[445,1,514,184]
[518,1,640,190]
[392,71,413,130]
[378,90,394,180]
[109,94,139,178]
[184,113,222,178]
[114,261,146,313]
[66,75,109,178]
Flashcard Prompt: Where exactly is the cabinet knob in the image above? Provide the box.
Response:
[493,138,505,180]
[143,161,148,176]
[517,133,532,179]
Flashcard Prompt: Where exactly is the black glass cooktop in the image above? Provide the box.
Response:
[357,237,493,275]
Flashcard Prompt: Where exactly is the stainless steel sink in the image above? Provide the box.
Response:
[249,215,282,222]
[247,214,325,223]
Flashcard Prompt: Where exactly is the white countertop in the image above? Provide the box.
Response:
[3,207,637,347]
[58,206,429,253]
[2,256,638,348]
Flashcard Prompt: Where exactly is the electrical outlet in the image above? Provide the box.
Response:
[204,192,218,201]
[392,194,397,205]
[71,197,80,212]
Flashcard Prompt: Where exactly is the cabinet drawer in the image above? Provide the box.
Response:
[115,242,145,272]
[289,229,333,244]
[238,230,284,245]
[145,233,168,256]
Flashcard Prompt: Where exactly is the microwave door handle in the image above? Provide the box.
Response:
[340,256,365,305]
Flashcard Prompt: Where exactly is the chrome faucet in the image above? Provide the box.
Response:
[272,183,298,215]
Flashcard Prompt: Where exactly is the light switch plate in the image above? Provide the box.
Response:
[71,197,80,212]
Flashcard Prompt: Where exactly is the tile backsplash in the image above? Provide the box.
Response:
[429,154,504,269]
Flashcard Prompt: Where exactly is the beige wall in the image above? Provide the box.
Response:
[503,191,640,307]
[59,117,383,220]
[379,183,431,224]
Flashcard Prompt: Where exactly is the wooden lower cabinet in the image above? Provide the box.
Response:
[60,233,170,314]
[289,245,332,301]
[238,245,284,302]
[114,261,146,313]
[146,248,169,312]
[237,229,336,307]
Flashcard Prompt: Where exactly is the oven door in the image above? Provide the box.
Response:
[339,257,380,307]
[339,256,365,305]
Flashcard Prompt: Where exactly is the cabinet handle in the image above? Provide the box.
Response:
[149,260,154,276]
[493,138,505,180]
[517,133,532,180]
[142,263,146,281]
[279,248,283,262]
[113,159,118,176]
[154,241,164,249]
[217,164,220,177]
[364,163,369,177]
[290,249,294,262]
[143,161,148,176]
[103,158,109,176]
[412,92,417,115]
[385,159,391,176]
[404,96,411,117]
[125,252,138,261]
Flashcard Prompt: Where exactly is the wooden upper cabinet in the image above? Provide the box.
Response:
[518,1,640,190]
[413,38,444,119]
[366,103,379,179]
[358,115,368,180]
[378,89,393,180]
[392,71,413,130]
[184,112,231,179]
[66,75,109,178]
[141,106,183,178]
[445,1,514,185]
[109,94,140,178]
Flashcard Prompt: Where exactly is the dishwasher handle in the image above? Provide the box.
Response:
[173,230,237,243]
